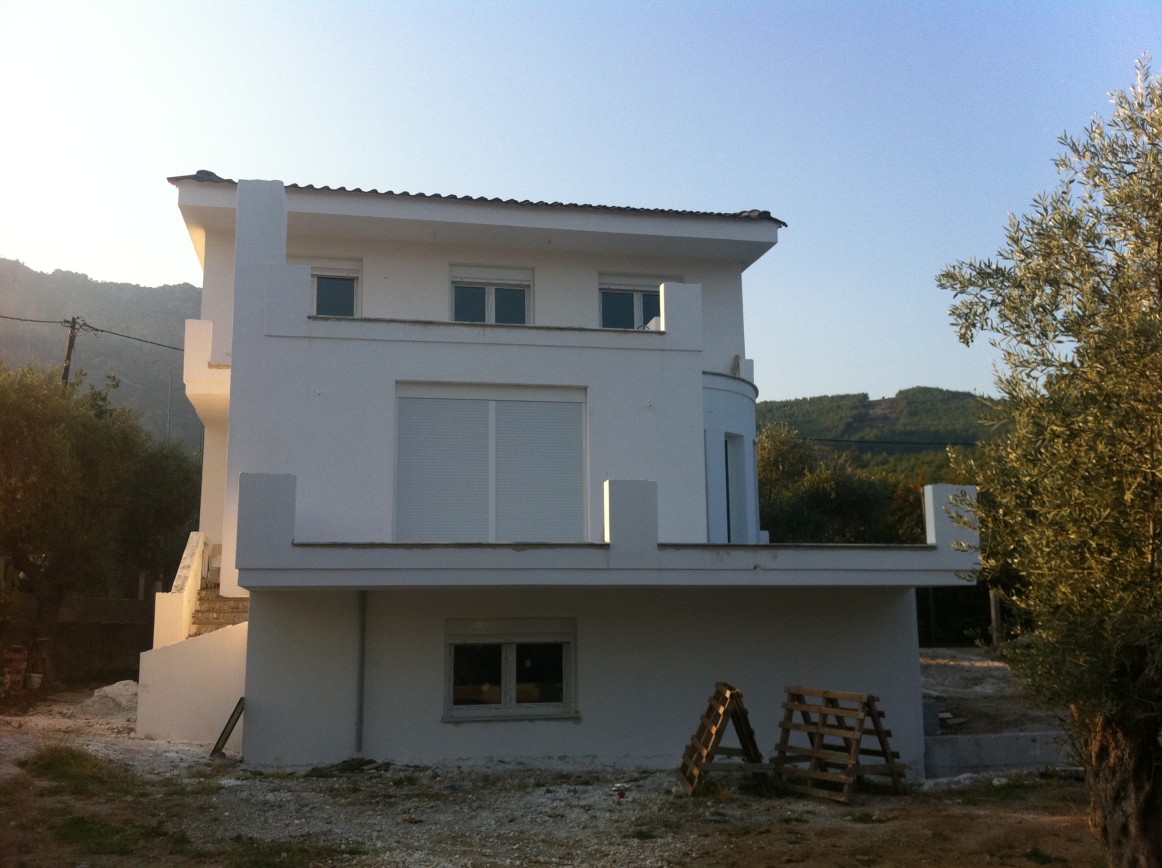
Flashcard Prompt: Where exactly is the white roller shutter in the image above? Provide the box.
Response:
[396,396,583,542]
[495,401,583,542]
[396,398,490,541]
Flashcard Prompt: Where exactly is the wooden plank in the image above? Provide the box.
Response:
[776,745,860,765]
[785,686,877,703]
[781,700,862,719]
[775,765,855,785]
[780,720,870,740]
[771,779,852,802]
[780,718,893,739]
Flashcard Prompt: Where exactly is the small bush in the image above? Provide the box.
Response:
[19,744,135,795]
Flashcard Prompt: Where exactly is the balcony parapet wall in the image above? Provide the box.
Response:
[236,474,979,590]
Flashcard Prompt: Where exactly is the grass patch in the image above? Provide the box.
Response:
[623,827,660,840]
[219,836,363,867]
[55,815,144,856]
[1023,845,1066,864]
[848,810,889,824]
[19,744,136,795]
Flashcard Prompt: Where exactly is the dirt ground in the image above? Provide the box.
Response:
[0,648,1101,867]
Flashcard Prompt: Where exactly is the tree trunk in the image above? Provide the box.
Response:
[1085,712,1162,867]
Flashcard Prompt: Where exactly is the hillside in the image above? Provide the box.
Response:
[0,258,202,451]
[757,387,996,482]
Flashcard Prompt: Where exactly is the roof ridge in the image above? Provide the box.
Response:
[167,170,787,227]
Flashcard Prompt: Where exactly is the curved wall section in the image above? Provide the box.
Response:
[702,372,760,544]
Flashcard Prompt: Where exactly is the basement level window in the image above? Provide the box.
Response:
[444,618,576,721]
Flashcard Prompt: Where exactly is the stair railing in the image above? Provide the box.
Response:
[152,532,207,649]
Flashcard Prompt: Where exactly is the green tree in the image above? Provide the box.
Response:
[939,61,1162,865]
[757,423,917,543]
[0,365,198,671]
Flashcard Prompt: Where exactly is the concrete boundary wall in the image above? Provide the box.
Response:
[924,731,1070,778]
[138,622,248,751]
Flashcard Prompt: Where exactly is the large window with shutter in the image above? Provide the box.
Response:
[395,388,585,542]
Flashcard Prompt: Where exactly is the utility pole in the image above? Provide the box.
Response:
[61,317,78,384]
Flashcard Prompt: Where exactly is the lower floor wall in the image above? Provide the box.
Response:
[243,586,924,773]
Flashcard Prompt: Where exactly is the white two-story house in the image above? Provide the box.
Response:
[138,170,975,771]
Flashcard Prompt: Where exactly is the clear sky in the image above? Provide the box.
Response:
[1,1,1159,401]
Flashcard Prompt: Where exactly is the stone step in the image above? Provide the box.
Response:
[196,589,249,611]
[191,609,249,624]
[189,587,249,637]
[189,622,244,638]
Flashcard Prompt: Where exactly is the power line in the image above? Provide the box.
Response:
[0,313,183,351]
[807,436,979,447]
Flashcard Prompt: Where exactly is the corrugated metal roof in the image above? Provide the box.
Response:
[168,169,787,227]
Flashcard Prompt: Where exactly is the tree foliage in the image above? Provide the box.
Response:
[757,423,924,544]
[0,364,199,656]
[939,61,1162,865]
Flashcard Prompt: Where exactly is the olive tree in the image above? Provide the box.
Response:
[0,364,199,668]
[939,61,1162,865]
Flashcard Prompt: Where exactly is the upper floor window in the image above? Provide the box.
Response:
[450,265,533,325]
[598,274,675,330]
[453,283,528,324]
[315,274,358,317]
[294,258,362,318]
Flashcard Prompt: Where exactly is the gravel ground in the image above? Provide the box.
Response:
[0,648,1087,867]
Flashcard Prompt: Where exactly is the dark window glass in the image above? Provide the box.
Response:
[494,287,527,324]
[316,276,356,317]
[452,644,503,705]
[640,292,660,328]
[515,642,564,704]
[454,285,487,323]
[600,291,634,329]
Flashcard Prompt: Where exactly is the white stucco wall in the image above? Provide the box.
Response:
[209,182,755,592]
[240,586,923,772]
[137,622,247,750]
[242,589,361,767]
[202,230,236,366]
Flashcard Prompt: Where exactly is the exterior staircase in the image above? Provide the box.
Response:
[189,586,249,637]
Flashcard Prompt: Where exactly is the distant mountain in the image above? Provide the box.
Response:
[757,387,996,482]
[0,258,203,451]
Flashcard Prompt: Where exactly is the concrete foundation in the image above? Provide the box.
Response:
[924,731,1070,778]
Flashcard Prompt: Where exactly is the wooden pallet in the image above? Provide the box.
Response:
[677,682,769,794]
[771,686,907,802]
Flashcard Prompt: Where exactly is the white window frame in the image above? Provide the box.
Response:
[291,258,362,318]
[443,618,577,722]
[450,264,533,325]
[598,274,677,330]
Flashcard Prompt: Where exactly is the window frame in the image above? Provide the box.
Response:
[306,262,361,318]
[449,265,534,326]
[443,618,578,722]
[598,274,677,330]
[452,281,530,325]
